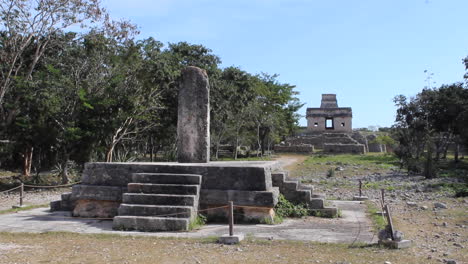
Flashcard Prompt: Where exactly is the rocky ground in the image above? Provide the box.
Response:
[0,188,67,211]
[0,154,466,263]
[287,154,468,264]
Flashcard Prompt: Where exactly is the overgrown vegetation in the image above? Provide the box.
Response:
[274,194,309,221]
[365,201,387,232]
[189,214,207,230]
[392,75,468,178]
[0,0,303,184]
[291,153,400,179]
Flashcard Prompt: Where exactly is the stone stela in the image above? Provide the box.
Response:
[177,66,210,163]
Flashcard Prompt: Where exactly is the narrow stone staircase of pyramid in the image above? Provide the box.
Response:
[113,173,201,232]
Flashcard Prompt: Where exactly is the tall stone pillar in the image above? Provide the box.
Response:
[177,66,210,163]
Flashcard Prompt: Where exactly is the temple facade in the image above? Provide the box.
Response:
[306,94,352,132]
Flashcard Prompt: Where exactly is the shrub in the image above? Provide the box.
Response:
[275,194,309,218]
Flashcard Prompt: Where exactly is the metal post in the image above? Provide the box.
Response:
[384,204,395,241]
[359,180,362,197]
[20,183,24,207]
[229,201,234,236]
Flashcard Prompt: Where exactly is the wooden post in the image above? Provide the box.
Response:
[20,183,24,207]
[381,189,385,205]
[384,204,395,241]
[229,201,234,236]
[359,180,362,197]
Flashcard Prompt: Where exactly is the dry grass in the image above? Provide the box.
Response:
[0,232,440,264]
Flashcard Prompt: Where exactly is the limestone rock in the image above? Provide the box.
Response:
[434,202,448,209]
[177,66,210,163]
[73,199,120,218]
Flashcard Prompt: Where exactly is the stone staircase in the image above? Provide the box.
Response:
[113,173,201,232]
[272,171,337,217]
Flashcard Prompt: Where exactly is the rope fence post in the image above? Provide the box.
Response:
[229,201,234,236]
[381,188,385,205]
[359,180,362,197]
[384,204,395,241]
[20,183,24,207]
[218,201,244,244]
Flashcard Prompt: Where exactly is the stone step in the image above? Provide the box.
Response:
[132,173,201,185]
[282,181,299,191]
[118,204,192,218]
[283,189,311,204]
[127,183,199,195]
[122,193,196,206]
[298,184,314,192]
[308,198,324,209]
[271,172,287,186]
[113,216,189,232]
[311,193,325,199]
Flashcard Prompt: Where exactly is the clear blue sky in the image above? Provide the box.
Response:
[102,0,468,128]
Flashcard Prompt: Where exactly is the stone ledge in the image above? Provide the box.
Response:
[200,189,279,207]
[71,184,126,202]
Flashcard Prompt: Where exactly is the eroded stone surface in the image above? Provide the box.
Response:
[73,199,120,218]
[177,66,210,163]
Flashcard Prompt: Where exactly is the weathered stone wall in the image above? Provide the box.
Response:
[307,108,353,132]
[67,161,281,217]
[274,144,314,153]
[323,143,366,154]
[306,94,353,132]
[366,134,385,153]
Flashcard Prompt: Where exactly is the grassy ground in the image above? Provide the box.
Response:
[0,232,440,264]
[290,153,400,179]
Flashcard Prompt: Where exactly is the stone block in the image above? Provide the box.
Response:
[122,193,196,206]
[379,239,412,249]
[218,234,245,245]
[308,198,324,209]
[200,189,279,207]
[271,172,287,186]
[73,199,120,218]
[353,196,369,201]
[81,162,277,191]
[274,145,314,153]
[177,66,210,163]
[323,143,366,154]
[49,200,62,211]
[71,184,125,202]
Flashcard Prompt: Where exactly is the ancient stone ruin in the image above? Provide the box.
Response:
[177,66,210,163]
[51,66,336,232]
[276,94,386,154]
[307,94,353,132]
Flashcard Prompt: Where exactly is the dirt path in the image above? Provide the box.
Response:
[273,154,309,172]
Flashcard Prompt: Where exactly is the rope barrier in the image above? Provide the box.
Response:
[0,185,22,194]
[23,182,81,188]
[1,182,78,195]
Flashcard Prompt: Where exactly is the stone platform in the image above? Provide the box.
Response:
[53,161,283,228]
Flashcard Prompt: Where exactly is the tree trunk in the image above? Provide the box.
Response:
[60,153,70,184]
[22,147,33,177]
[454,138,460,163]
[149,136,154,162]
[424,143,436,179]
[106,144,115,162]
